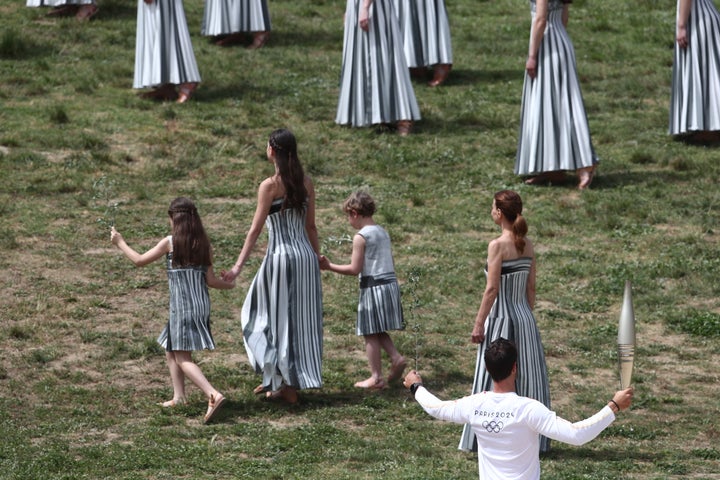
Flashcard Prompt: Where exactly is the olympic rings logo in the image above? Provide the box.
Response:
[482,420,504,433]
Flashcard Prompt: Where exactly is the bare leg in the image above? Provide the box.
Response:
[354,334,385,388]
[173,351,215,399]
[378,332,406,382]
[164,351,186,406]
[173,351,226,423]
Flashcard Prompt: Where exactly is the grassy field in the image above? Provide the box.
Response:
[1,0,720,478]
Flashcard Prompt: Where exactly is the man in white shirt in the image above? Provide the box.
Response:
[404,338,633,480]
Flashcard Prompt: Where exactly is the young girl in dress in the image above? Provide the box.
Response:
[320,191,406,389]
[111,197,234,423]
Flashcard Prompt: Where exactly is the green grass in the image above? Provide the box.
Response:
[1,0,720,478]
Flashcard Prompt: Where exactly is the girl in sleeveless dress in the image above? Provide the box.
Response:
[459,190,551,453]
[319,191,406,390]
[111,197,235,424]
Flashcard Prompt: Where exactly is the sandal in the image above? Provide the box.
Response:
[203,392,226,424]
[76,4,98,21]
[177,82,198,104]
[248,31,269,50]
[253,384,266,395]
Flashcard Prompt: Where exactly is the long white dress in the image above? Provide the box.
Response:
[133,0,201,90]
[669,0,720,135]
[393,0,453,69]
[241,199,323,391]
[201,0,271,37]
[458,258,551,454]
[515,0,598,176]
[336,0,421,127]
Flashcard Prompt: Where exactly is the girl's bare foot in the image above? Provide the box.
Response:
[161,397,186,407]
[354,377,386,390]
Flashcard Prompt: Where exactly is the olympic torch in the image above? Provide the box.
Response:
[618,281,636,389]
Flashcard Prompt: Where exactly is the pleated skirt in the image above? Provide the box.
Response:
[357,276,404,336]
[393,0,453,68]
[133,0,201,89]
[515,7,597,176]
[669,0,720,135]
[158,266,215,352]
[201,0,271,37]
[336,0,421,127]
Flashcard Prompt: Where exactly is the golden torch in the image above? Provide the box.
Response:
[618,281,636,389]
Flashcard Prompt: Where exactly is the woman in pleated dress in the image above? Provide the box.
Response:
[669,0,720,143]
[222,129,323,404]
[27,0,98,20]
[336,0,421,135]
[110,197,235,424]
[458,190,551,453]
[201,0,271,49]
[393,0,453,87]
[516,0,598,189]
[134,0,201,103]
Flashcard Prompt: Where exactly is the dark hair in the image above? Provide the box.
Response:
[494,190,528,254]
[167,197,211,268]
[342,190,376,217]
[268,128,307,210]
[484,338,517,382]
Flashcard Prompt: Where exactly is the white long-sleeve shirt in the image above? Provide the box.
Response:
[415,387,615,480]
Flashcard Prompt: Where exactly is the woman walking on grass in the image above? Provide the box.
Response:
[133,0,201,103]
[669,0,720,143]
[458,190,551,453]
[336,0,421,136]
[222,129,323,405]
[201,0,271,49]
[515,0,598,189]
[111,197,235,424]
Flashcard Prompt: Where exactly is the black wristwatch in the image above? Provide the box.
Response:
[410,382,423,396]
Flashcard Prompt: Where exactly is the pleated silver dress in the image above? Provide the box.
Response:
[241,199,323,391]
[669,0,720,135]
[458,258,551,453]
[157,240,216,352]
[201,0,271,37]
[393,0,453,68]
[336,0,421,127]
[26,0,93,7]
[356,225,404,336]
[515,0,597,176]
[133,0,201,89]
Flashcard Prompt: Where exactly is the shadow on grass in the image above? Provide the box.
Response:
[541,445,657,463]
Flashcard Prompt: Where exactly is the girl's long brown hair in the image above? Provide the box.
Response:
[494,190,528,254]
[269,128,307,210]
[168,197,211,267]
